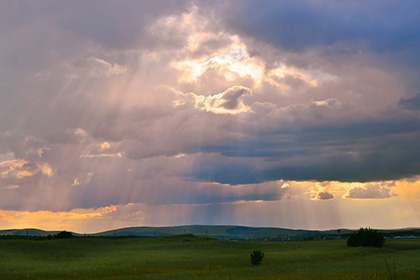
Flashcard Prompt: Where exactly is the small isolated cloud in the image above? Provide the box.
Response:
[343,183,397,199]
[86,57,128,77]
[79,140,123,159]
[74,128,87,137]
[100,142,111,151]
[0,159,28,178]
[0,159,53,180]
[38,162,53,177]
[399,94,420,110]
[71,178,81,186]
[71,173,93,187]
[195,86,252,114]
[80,152,123,159]
[174,86,253,115]
[309,182,335,200]
[316,191,334,200]
[6,185,20,190]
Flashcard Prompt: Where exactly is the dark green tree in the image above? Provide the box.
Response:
[347,227,385,248]
[54,231,73,239]
[250,249,264,266]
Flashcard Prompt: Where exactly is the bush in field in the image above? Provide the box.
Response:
[250,249,264,266]
[347,227,385,248]
[54,231,73,239]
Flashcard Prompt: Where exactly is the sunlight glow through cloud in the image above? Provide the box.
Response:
[172,37,266,85]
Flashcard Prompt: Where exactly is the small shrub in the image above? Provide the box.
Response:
[347,227,385,248]
[250,249,264,266]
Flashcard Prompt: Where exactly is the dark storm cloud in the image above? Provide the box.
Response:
[399,94,420,110]
[76,174,290,209]
[218,0,420,52]
[190,157,261,185]
[187,103,420,184]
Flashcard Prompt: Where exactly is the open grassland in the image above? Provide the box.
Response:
[0,235,419,279]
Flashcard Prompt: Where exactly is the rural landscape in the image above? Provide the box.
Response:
[1,0,420,279]
[1,226,420,279]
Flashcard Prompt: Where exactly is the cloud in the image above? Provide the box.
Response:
[0,158,52,180]
[86,57,128,77]
[0,1,192,50]
[343,183,397,199]
[189,86,252,114]
[399,94,420,110]
[38,162,53,177]
[0,159,28,177]
[218,0,420,53]
[316,191,334,200]
[184,101,420,183]
[0,0,420,232]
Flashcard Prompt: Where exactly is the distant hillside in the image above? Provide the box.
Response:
[1,226,419,240]
[0,228,60,237]
[94,225,353,240]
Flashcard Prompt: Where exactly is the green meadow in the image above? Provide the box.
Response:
[0,235,419,279]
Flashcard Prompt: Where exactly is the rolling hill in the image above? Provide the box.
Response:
[1,225,419,240]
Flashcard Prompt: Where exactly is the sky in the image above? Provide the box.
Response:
[1,0,420,233]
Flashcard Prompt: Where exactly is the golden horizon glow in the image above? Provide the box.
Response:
[1,177,419,232]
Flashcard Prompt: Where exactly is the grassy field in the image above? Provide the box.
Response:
[0,235,419,279]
